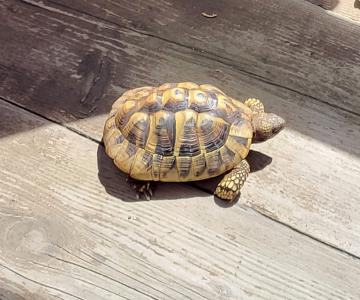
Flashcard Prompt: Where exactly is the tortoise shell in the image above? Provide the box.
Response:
[103,82,253,182]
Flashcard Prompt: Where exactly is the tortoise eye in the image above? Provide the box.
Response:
[273,127,281,134]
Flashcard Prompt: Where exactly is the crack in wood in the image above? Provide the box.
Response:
[45,254,162,300]
[251,208,360,261]
[0,262,86,300]
[30,260,133,300]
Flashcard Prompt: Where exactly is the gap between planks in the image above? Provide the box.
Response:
[0,96,100,144]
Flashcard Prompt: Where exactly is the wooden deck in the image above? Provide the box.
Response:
[1,0,360,299]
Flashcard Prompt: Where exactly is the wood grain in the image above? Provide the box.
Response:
[1,100,360,300]
[1,0,360,257]
[23,0,360,114]
[0,0,358,152]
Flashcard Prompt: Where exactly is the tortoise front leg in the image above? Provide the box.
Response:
[215,160,250,202]
[126,177,154,200]
[244,98,264,114]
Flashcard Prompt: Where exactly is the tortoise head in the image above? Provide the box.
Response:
[251,112,285,143]
[244,98,285,143]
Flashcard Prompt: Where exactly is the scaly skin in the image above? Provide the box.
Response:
[244,98,264,114]
[215,160,250,202]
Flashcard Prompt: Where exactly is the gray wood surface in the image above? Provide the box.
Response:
[1,0,360,297]
[23,0,360,114]
[1,0,360,257]
[1,100,360,299]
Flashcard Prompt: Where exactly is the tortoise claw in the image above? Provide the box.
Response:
[144,191,151,201]
[127,177,154,200]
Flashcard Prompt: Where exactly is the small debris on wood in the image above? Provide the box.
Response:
[201,12,217,18]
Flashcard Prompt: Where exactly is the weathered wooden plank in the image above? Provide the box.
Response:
[1,100,360,300]
[24,0,360,114]
[1,0,360,257]
[0,0,358,154]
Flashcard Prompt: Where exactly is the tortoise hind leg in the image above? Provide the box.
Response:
[126,177,154,200]
[215,160,250,202]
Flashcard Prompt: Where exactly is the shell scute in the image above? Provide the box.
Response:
[174,109,200,157]
[229,118,253,139]
[192,153,207,178]
[113,139,136,174]
[188,89,218,112]
[176,156,192,179]
[220,145,237,169]
[139,92,162,113]
[159,156,177,180]
[205,150,226,177]
[197,113,230,153]
[121,112,150,148]
[162,88,188,112]
[129,148,151,180]
[146,111,175,156]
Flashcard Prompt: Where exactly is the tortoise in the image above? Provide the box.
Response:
[103,82,285,202]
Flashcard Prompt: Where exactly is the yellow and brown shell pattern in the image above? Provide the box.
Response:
[103,82,253,182]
